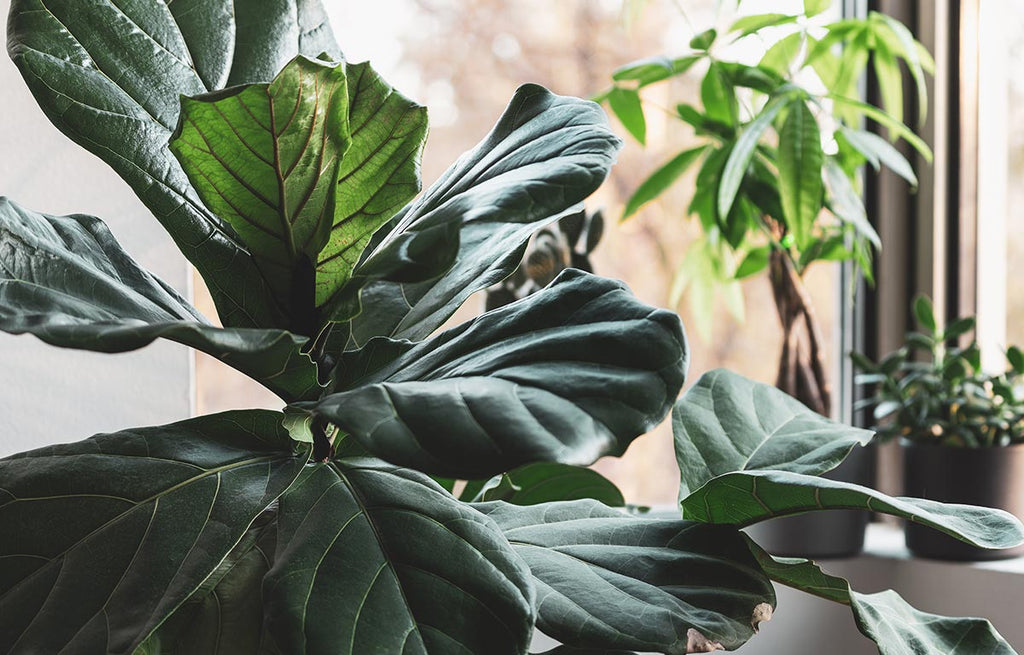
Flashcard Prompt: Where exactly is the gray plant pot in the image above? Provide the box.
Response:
[903,440,1024,561]
[743,444,876,559]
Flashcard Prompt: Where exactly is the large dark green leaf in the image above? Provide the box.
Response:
[7,0,341,328]
[136,510,279,655]
[477,500,776,653]
[747,540,1017,654]
[0,410,308,654]
[621,146,706,221]
[311,270,686,478]
[672,369,874,496]
[170,55,351,327]
[345,84,623,346]
[0,198,320,401]
[681,469,1024,550]
[261,458,535,654]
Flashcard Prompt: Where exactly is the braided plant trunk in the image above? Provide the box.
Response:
[768,248,831,417]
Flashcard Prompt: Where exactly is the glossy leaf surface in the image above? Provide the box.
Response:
[0,199,319,401]
[462,462,625,506]
[478,500,776,653]
[682,469,1024,550]
[346,84,622,346]
[315,61,428,314]
[262,459,535,654]
[0,411,308,654]
[7,0,340,328]
[137,511,278,654]
[673,369,874,496]
[314,270,687,478]
[170,56,350,321]
[749,541,1016,654]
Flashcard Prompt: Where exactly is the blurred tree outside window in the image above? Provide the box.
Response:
[193,0,840,506]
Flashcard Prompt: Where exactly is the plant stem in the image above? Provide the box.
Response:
[769,247,831,416]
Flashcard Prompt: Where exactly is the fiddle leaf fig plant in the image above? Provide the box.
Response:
[0,2,782,654]
[674,370,1024,653]
[3,3,1022,654]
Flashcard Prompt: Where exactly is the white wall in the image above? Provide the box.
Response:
[0,0,193,455]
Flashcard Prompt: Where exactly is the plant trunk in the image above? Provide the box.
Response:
[768,249,831,416]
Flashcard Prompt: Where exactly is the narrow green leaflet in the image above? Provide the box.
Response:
[747,541,1017,655]
[673,370,874,496]
[622,146,706,220]
[8,0,342,328]
[718,96,788,220]
[839,127,918,188]
[804,0,832,17]
[608,87,647,145]
[313,270,686,479]
[871,39,905,127]
[701,63,738,126]
[345,85,622,346]
[735,246,770,279]
[872,11,932,123]
[681,469,1024,551]
[170,56,350,330]
[0,199,320,401]
[760,32,805,76]
[729,13,799,40]
[777,98,823,250]
[315,61,428,315]
[262,459,535,655]
[462,463,625,506]
[824,158,882,248]
[828,95,933,161]
[610,55,701,88]
[477,500,776,653]
[0,411,309,654]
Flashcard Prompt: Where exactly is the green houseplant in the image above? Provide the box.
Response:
[0,2,1021,653]
[672,369,1023,653]
[0,3,766,653]
[854,295,1024,559]
[600,2,933,417]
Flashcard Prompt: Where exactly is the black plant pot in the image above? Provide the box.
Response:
[903,440,1024,560]
[743,444,876,558]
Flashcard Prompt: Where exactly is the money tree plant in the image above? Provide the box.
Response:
[600,3,933,416]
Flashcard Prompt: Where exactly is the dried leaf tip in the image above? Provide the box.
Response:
[752,602,774,632]
[686,628,725,652]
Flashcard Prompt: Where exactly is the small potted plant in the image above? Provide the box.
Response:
[854,295,1024,560]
